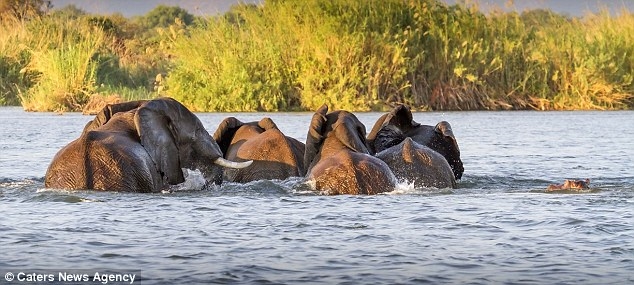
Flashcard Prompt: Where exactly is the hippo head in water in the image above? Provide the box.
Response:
[546,179,590,192]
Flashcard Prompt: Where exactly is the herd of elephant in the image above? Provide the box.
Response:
[44,97,464,195]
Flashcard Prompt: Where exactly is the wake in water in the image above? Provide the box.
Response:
[1,173,631,199]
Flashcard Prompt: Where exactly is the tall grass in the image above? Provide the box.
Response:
[0,14,163,111]
[19,17,106,111]
[534,10,634,110]
[166,1,413,111]
[165,0,634,111]
[0,19,34,105]
[165,14,299,111]
[1,0,633,111]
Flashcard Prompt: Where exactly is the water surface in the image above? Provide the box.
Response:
[1,107,633,284]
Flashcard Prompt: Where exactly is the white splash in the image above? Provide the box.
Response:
[171,168,206,191]
[304,178,317,190]
[385,179,454,195]
[389,180,418,195]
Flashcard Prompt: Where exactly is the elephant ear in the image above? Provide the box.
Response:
[334,114,370,154]
[83,100,147,134]
[434,121,464,180]
[432,121,460,158]
[304,104,328,172]
[213,117,244,155]
[434,121,457,143]
[134,99,184,185]
[367,104,418,154]
[258,117,278,131]
[385,104,416,129]
[366,112,389,152]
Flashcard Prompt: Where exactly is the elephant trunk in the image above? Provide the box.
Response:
[214,157,253,169]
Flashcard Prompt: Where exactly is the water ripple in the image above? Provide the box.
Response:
[2,110,634,284]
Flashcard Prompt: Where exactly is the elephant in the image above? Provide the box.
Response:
[303,105,397,195]
[44,97,252,192]
[213,117,305,183]
[367,104,464,181]
[373,124,456,188]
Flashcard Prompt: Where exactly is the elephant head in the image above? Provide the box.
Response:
[367,104,464,180]
[304,105,396,195]
[45,97,251,192]
[213,117,305,182]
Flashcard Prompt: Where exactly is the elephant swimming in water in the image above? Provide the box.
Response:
[303,105,397,195]
[213,117,305,183]
[366,105,462,188]
[45,97,252,192]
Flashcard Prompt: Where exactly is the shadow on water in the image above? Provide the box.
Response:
[27,192,104,203]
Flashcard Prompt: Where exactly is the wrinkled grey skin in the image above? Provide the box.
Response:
[45,97,230,192]
[213,117,305,183]
[304,105,397,195]
[374,125,456,188]
[367,104,464,181]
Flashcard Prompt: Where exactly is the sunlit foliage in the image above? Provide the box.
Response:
[166,0,634,111]
[0,0,50,21]
[0,0,633,111]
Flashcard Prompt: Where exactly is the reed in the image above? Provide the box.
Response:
[166,0,413,111]
[1,0,633,111]
[0,14,163,111]
[165,5,302,111]
[0,19,33,105]
[164,0,633,111]
[17,17,106,111]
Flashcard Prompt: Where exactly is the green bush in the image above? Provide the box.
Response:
[1,0,633,111]
[0,5,173,110]
[0,19,37,106]
[0,48,32,106]
[17,17,105,111]
[165,0,412,111]
[165,0,633,111]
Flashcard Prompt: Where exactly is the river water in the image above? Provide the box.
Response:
[1,107,632,284]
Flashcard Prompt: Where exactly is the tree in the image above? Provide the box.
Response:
[141,5,194,29]
[0,0,50,21]
[520,9,570,29]
[49,4,86,20]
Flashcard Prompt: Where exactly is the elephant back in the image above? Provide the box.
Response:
[226,129,305,182]
[410,121,464,180]
[376,137,456,189]
[367,104,464,180]
[45,124,158,192]
[308,150,396,195]
[216,117,305,182]
[82,100,147,134]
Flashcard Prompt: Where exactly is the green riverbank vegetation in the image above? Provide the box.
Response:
[1,0,633,112]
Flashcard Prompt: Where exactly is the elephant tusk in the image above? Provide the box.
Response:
[213,157,253,169]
